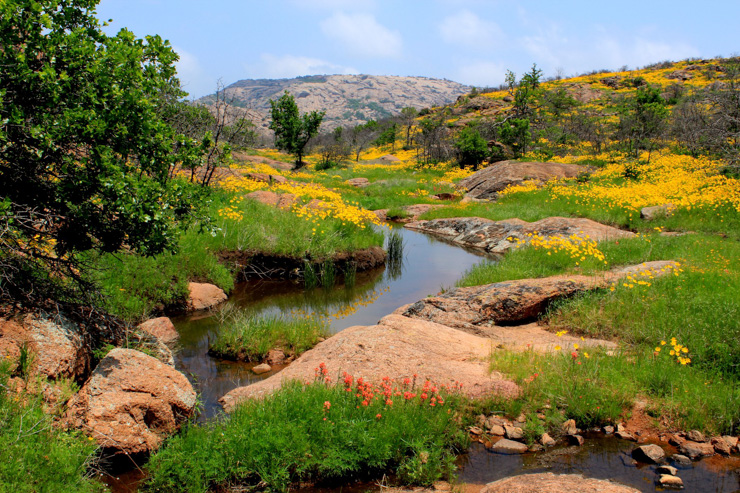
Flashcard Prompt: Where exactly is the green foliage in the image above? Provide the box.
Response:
[0,0,207,303]
[146,376,467,491]
[617,85,669,157]
[269,91,325,166]
[454,126,488,169]
[0,362,102,492]
[209,310,329,362]
[499,118,531,157]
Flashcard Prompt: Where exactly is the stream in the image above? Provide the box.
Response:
[107,225,740,492]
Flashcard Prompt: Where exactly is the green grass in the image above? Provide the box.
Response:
[146,375,469,492]
[90,190,384,321]
[0,362,102,492]
[488,348,739,436]
[208,310,330,362]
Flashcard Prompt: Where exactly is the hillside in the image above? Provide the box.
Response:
[199,74,470,131]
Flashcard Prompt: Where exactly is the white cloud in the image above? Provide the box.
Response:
[172,45,213,98]
[247,54,357,79]
[456,60,506,87]
[321,12,402,58]
[439,10,503,48]
[520,24,700,77]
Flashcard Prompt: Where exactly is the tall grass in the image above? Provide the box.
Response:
[146,373,468,492]
[208,310,329,362]
[0,361,102,492]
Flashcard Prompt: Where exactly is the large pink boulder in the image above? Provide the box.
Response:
[64,348,196,457]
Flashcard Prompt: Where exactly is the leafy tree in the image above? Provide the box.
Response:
[499,118,531,158]
[269,91,324,168]
[617,85,669,159]
[374,122,399,151]
[454,127,488,170]
[0,0,206,303]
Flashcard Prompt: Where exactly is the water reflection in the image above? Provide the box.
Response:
[172,225,493,419]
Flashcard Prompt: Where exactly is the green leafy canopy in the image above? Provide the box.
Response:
[0,0,207,302]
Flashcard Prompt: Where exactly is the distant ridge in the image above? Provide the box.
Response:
[198,74,470,131]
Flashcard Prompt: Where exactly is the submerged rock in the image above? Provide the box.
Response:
[459,161,587,200]
[632,444,666,464]
[480,472,640,492]
[64,348,196,458]
[220,314,518,412]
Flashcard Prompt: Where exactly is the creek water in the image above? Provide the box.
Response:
[105,225,740,492]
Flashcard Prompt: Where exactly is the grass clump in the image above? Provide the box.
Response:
[489,347,740,436]
[146,368,468,492]
[208,310,329,362]
[0,361,102,492]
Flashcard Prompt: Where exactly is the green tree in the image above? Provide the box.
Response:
[499,118,531,158]
[0,0,206,302]
[454,127,488,170]
[617,85,669,159]
[269,91,325,168]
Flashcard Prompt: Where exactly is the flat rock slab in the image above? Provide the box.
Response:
[220,314,519,412]
[64,348,196,457]
[459,161,587,200]
[401,261,677,333]
[406,216,634,254]
[480,473,640,493]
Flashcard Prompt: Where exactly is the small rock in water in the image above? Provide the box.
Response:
[632,444,666,464]
[680,440,715,459]
[671,454,692,466]
[540,433,556,447]
[567,434,585,446]
[490,438,528,454]
[603,425,615,435]
[616,431,637,441]
[657,465,678,476]
[659,474,684,489]
[562,419,578,435]
[529,443,544,452]
[252,363,272,375]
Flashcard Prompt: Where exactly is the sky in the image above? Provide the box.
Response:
[96,0,740,99]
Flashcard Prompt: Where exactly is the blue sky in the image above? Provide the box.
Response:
[97,0,739,99]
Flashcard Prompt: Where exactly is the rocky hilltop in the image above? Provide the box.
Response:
[200,74,469,130]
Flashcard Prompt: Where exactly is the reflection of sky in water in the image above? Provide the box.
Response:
[173,226,494,419]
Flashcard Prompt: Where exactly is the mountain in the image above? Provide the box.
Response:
[200,74,470,131]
